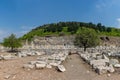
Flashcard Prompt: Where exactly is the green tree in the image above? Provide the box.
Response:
[74,28,100,51]
[2,34,22,51]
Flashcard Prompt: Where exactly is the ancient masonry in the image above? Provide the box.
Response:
[22,36,76,72]
[0,36,120,74]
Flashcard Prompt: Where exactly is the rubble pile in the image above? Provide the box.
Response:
[23,51,69,72]
[80,52,116,74]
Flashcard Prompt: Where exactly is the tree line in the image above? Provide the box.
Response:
[21,21,120,41]
[1,21,120,52]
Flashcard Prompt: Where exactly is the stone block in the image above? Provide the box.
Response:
[46,64,52,68]
[114,64,120,68]
[96,66,108,75]
[35,63,46,69]
[2,55,15,60]
[49,62,59,67]
[90,59,109,67]
[108,64,115,73]
[110,59,119,65]
[57,65,66,72]
[23,64,35,69]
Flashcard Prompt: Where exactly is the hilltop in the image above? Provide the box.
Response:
[20,21,120,41]
[0,22,120,80]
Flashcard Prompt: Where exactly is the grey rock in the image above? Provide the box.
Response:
[2,55,15,60]
[96,65,109,75]
[90,59,109,66]
[110,59,119,65]
[4,75,11,79]
[114,64,120,68]
[57,65,66,72]
[49,62,59,67]
[28,61,37,65]
[23,64,35,69]
[17,52,27,57]
[35,63,46,69]
[46,64,52,68]
[108,64,115,73]
[96,55,103,60]
[107,74,111,77]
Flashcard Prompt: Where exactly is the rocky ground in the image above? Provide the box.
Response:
[0,52,120,80]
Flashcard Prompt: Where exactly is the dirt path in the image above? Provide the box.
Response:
[63,54,97,80]
[0,54,120,80]
[63,54,120,80]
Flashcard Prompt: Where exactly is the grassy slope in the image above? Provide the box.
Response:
[20,22,120,41]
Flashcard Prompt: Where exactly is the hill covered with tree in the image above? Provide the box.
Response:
[20,21,120,41]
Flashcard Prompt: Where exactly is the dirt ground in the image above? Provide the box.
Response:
[0,53,120,80]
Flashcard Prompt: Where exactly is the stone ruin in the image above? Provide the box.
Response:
[23,50,69,72]
[0,36,120,74]
[21,36,76,72]
[79,46,120,75]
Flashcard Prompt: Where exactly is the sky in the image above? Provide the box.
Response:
[0,0,120,41]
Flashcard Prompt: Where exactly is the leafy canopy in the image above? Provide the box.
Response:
[20,22,120,41]
[74,28,100,51]
[2,34,22,51]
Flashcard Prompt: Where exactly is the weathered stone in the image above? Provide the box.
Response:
[57,65,66,72]
[103,54,109,61]
[111,53,120,57]
[91,52,100,58]
[107,74,111,77]
[114,64,120,68]
[49,62,59,66]
[90,59,109,66]
[92,61,106,69]
[80,53,91,62]
[17,52,27,57]
[27,52,35,56]
[28,61,37,65]
[35,63,46,69]
[96,66,108,75]
[35,52,42,56]
[4,75,11,79]
[96,55,103,60]
[36,51,45,55]
[36,61,47,64]
[23,64,35,69]
[2,55,15,60]
[95,64,115,75]
[23,49,69,71]
[107,52,113,56]
[110,59,119,65]
[46,64,52,68]
[108,64,115,73]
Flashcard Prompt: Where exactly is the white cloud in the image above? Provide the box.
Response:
[0,26,36,42]
[21,26,35,33]
[20,30,29,34]
[15,26,36,38]
[117,18,120,22]
[96,2,106,9]
[116,18,120,28]
[95,0,119,11]
[0,30,4,34]
[0,26,34,42]
[21,26,35,30]
[0,29,10,42]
